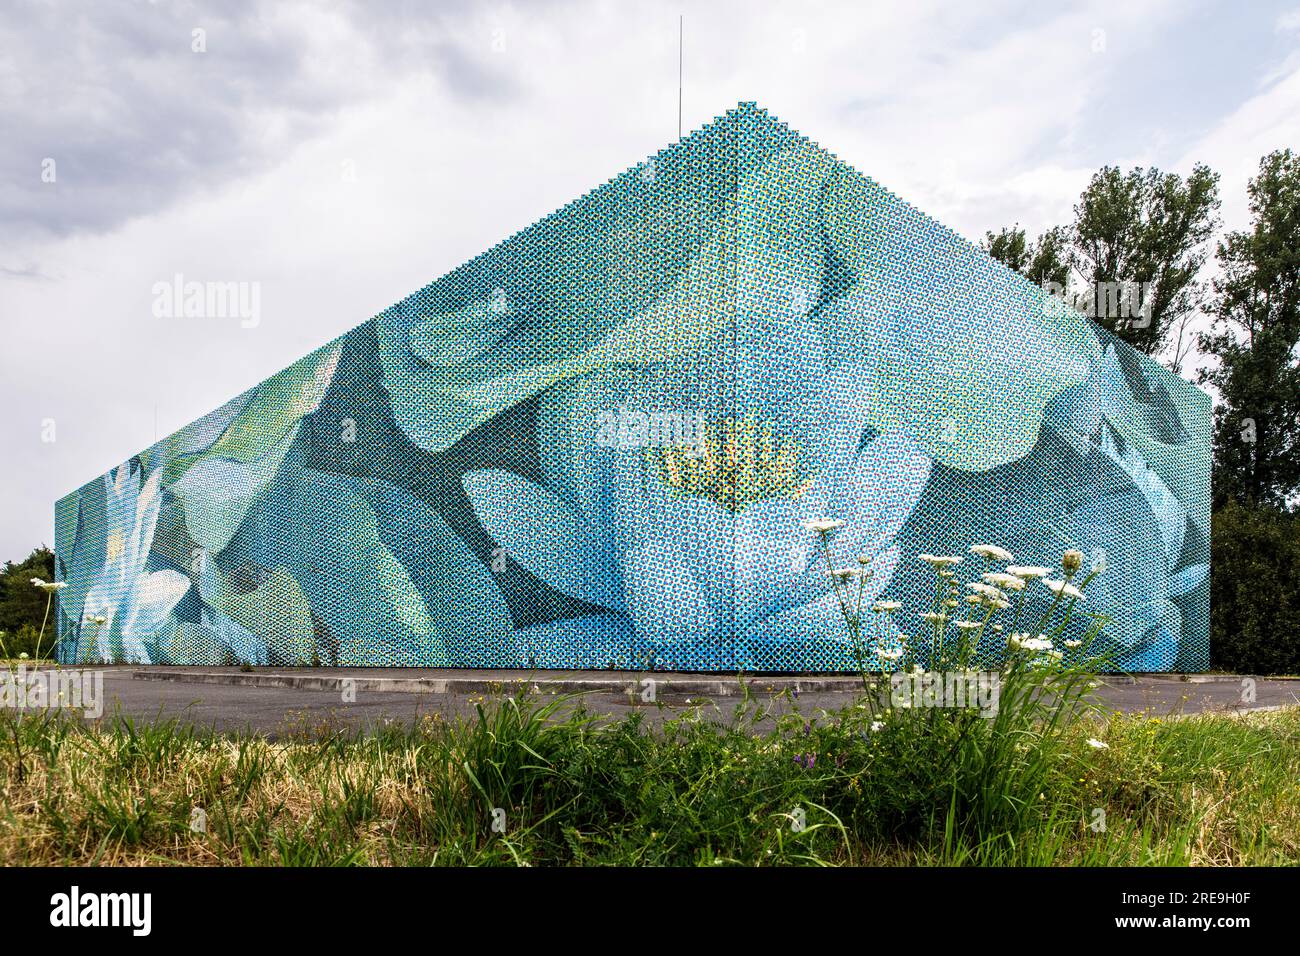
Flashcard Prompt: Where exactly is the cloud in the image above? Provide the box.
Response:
[0,0,529,241]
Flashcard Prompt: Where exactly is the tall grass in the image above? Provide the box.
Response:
[0,699,1296,866]
[0,535,1292,866]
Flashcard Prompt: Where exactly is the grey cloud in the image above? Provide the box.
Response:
[0,0,530,242]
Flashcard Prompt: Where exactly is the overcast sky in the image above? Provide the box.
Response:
[2,0,1298,560]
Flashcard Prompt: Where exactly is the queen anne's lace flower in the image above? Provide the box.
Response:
[1043,579,1086,601]
[802,518,844,534]
[970,544,1014,562]
[1008,633,1054,653]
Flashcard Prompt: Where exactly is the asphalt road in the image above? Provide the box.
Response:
[21,668,1298,738]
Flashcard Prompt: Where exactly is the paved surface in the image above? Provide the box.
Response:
[14,666,1297,737]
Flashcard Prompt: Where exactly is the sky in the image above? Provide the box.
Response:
[1,0,1298,560]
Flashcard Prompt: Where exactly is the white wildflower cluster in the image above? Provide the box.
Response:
[1006,565,1050,579]
[1043,579,1086,601]
[970,544,1014,562]
[982,571,1026,592]
[1007,633,1055,653]
[806,522,1104,676]
[802,518,844,534]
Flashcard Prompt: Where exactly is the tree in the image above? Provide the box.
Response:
[1071,164,1221,365]
[0,546,56,637]
[1199,149,1300,509]
[982,224,1070,291]
[1025,225,1071,291]
[1210,499,1300,674]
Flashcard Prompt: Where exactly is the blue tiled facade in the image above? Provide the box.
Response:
[54,103,1211,671]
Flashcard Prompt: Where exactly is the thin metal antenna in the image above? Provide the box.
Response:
[678,15,683,140]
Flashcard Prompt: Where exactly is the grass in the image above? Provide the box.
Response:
[0,693,1296,866]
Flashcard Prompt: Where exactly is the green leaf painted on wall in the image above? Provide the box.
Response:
[219,566,316,665]
[272,471,512,666]
[205,343,341,463]
[172,422,302,554]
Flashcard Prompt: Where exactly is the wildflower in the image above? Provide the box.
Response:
[1007,565,1051,579]
[872,600,901,613]
[825,567,865,580]
[802,518,844,534]
[1062,549,1085,574]
[1008,633,1054,653]
[981,571,1025,592]
[970,544,1014,562]
[921,612,948,624]
[18,652,29,660]
[1087,738,1109,750]
[919,554,963,568]
[1043,579,1085,601]
[875,646,905,662]
[943,599,959,608]
[870,721,884,732]
[954,621,983,631]
[30,578,66,592]
[1064,639,1082,649]
[968,582,1008,601]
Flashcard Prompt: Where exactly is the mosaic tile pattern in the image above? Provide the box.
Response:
[54,103,1212,671]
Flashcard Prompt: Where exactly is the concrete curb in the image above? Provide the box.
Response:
[1139,673,1295,684]
[126,667,1149,696]
[128,668,870,698]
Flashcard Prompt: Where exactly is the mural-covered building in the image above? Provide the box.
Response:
[54,103,1211,671]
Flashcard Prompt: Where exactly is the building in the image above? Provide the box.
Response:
[54,103,1211,671]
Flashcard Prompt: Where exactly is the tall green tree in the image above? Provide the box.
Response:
[981,224,1071,290]
[1071,164,1221,365]
[1199,149,1300,509]
[0,546,56,635]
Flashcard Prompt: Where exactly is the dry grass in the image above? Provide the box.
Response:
[0,700,1296,866]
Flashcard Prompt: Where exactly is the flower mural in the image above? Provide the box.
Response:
[51,103,1212,671]
[462,305,934,669]
[78,464,191,663]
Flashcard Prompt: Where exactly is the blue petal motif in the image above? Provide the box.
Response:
[462,468,623,612]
